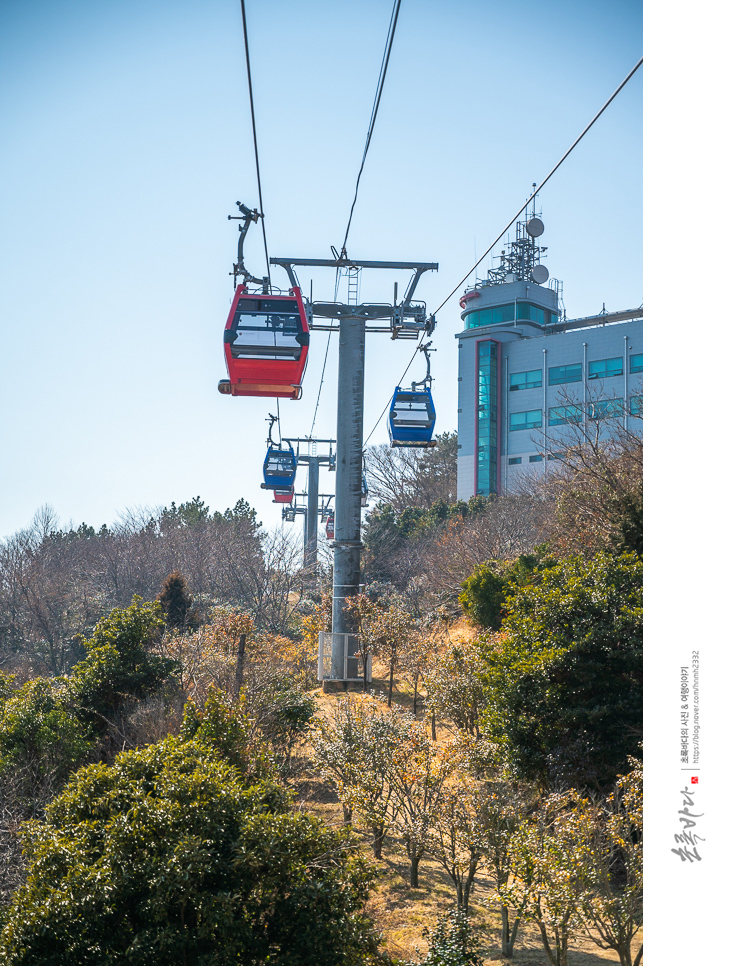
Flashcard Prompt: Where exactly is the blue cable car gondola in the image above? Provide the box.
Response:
[388,342,437,448]
[261,414,298,490]
[388,386,437,447]
[262,445,297,490]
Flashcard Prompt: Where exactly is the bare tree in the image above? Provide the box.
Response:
[365,431,457,513]
[521,385,643,557]
[408,495,551,610]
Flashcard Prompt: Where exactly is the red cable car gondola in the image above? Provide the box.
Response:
[219,285,309,399]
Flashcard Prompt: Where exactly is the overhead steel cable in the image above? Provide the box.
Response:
[339,0,402,257]
[363,336,423,447]
[308,268,342,437]
[239,0,271,282]
[430,56,644,319]
[311,1,401,437]
[363,56,643,447]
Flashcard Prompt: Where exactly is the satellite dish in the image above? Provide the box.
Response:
[526,217,545,238]
[531,264,549,284]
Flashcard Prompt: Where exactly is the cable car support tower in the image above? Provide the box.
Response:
[271,254,438,688]
[280,437,336,575]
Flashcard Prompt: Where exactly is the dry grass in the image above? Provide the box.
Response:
[293,656,642,965]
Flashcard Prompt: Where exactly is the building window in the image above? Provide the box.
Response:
[589,357,623,379]
[467,302,559,329]
[549,405,582,426]
[548,363,582,385]
[630,353,643,373]
[510,409,542,431]
[510,369,542,391]
[515,303,559,326]
[589,398,624,420]
[548,453,565,460]
[529,454,543,463]
[508,457,522,465]
[476,341,499,495]
[630,395,643,416]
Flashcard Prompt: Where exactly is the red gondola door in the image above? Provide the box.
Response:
[219,286,309,399]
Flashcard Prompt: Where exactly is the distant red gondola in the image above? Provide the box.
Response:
[219,285,309,399]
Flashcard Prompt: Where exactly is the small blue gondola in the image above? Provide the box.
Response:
[262,445,298,490]
[388,386,437,447]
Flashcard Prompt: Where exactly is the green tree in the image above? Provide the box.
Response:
[0,676,95,800]
[458,565,507,630]
[345,593,416,705]
[501,794,593,966]
[159,496,210,530]
[579,760,643,966]
[459,550,555,631]
[68,596,178,726]
[0,736,383,966]
[404,909,483,966]
[156,570,199,630]
[387,725,457,888]
[480,553,642,789]
[312,695,409,856]
[425,640,489,738]
[0,597,178,796]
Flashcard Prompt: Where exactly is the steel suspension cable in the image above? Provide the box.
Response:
[239,0,271,280]
[308,269,342,437]
[363,56,643,446]
[311,1,402,437]
[431,56,643,318]
[339,0,402,256]
[363,335,424,447]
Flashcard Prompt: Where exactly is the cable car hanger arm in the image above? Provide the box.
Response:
[228,200,270,290]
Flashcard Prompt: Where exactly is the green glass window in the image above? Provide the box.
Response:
[529,454,543,463]
[549,405,582,426]
[476,341,499,495]
[467,302,558,329]
[630,353,643,373]
[467,304,514,328]
[548,363,582,385]
[510,368,542,391]
[508,457,522,465]
[516,303,541,323]
[510,409,542,432]
[589,398,624,420]
[589,357,623,379]
[516,303,557,325]
[630,395,643,416]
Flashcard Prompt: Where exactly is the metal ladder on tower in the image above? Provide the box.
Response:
[346,265,361,305]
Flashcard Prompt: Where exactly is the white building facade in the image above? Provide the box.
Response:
[455,216,642,499]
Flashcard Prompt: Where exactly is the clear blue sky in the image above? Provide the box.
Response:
[0,0,642,537]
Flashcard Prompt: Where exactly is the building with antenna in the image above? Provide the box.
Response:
[455,204,642,499]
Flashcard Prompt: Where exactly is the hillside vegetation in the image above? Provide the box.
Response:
[0,429,643,966]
